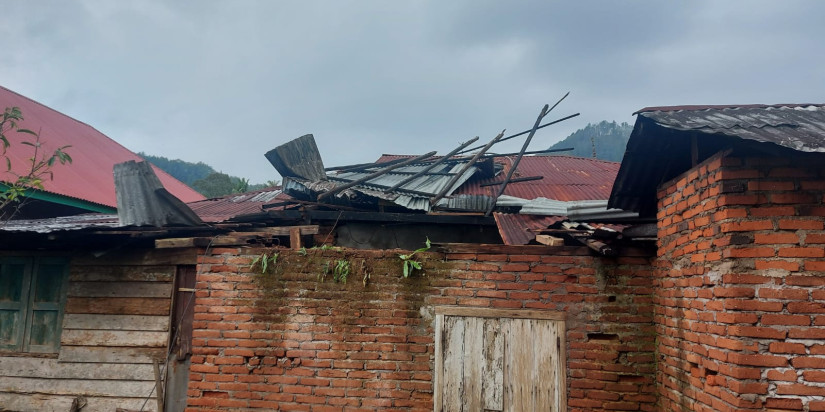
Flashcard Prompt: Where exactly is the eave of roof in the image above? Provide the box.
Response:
[609,103,825,215]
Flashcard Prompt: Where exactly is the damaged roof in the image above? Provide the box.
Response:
[610,103,825,216]
[188,187,287,223]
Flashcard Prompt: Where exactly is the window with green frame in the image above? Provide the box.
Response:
[0,257,69,353]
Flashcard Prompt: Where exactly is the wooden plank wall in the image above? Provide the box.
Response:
[0,250,182,412]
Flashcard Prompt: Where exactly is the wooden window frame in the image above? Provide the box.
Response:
[0,257,69,354]
[433,306,568,411]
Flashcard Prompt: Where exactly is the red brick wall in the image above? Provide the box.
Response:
[185,247,656,411]
[656,152,825,411]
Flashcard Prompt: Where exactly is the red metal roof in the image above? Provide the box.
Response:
[188,187,289,222]
[0,86,204,208]
[458,156,619,201]
[377,155,619,202]
[493,213,564,246]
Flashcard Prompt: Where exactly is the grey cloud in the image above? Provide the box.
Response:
[0,1,823,182]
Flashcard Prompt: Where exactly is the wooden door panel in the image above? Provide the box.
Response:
[435,308,565,412]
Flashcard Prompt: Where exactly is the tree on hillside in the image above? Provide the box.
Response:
[139,152,215,185]
[1,107,72,218]
[192,172,236,198]
[547,121,633,162]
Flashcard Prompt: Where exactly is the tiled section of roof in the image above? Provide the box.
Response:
[188,187,286,222]
[0,86,204,208]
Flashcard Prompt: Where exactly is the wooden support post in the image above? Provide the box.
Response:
[153,358,165,412]
[290,227,302,250]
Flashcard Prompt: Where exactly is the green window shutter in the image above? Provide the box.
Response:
[24,258,69,353]
[0,258,32,352]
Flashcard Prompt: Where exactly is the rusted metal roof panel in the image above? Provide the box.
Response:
[0,86,204,208]
[456,156,619,201]
[187,188,286,222]
[493,213,564,246]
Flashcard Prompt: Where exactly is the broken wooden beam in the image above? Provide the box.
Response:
[535,235,564,246]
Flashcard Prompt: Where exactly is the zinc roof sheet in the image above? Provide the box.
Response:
[493,213,565,246]
[637,104,825,152]
[610,103,825,215]
[456,156,619,201]
[0,86,204,208]
[187,187,286,222]
[378,154,619,202]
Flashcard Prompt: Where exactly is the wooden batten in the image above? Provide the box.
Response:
[154,225,320,249]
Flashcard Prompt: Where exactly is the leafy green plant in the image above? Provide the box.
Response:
[332,259,350,283]
[399,237,431,278]
[250,252,279,274]
[1,107,72,214]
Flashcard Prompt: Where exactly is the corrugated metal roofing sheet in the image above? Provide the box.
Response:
[0,86,204,208]
[0,213,119,233]
[493,213,564,246]
[188,187,286,222]
[379,154,620,202]
[610,103,825,215]
[636,104,825,152]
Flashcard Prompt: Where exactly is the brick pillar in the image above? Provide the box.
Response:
[657,152,825,411]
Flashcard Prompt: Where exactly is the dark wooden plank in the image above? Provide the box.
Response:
[68,282,172,298]
[436,243,591,256]
[65,298,170,316]
[72,249,196,266]
[69,266,175,282]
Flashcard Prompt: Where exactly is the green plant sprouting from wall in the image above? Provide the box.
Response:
[250,252,279,274]
[399,237,431,278]
[318,258,350,284]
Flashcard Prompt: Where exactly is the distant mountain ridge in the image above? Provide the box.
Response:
[547,121,632,162]
[139,153,274,197]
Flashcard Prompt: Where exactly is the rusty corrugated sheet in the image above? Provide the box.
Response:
[187,188,286,222]
[493,213,565,246]
[0,86,205,208]
[457,156,619,201]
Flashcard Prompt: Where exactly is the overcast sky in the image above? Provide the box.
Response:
[1,1,823,183]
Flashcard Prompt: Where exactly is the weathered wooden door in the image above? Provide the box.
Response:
[434,307,566,412]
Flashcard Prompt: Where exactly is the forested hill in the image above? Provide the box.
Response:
[547,121,633,162]
[139,153,275,198]
[139,153,215,185]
